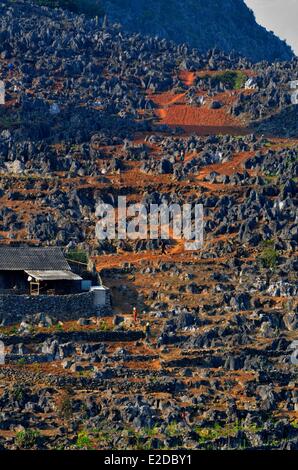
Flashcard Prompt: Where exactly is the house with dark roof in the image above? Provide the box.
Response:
[0,246,82,295]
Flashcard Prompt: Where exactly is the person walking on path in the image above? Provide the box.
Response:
[145,322,151,340]
[161,240,167,255]
[133,307,137,323]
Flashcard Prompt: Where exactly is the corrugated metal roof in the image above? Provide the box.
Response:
[0,246,71,271]
[25,270,82,281]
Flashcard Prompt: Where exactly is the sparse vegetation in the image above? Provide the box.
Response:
[165,421,181,437]
[55,323,64,331]
[143,425,160,438]
[97,320,112,331]
[195,420,263,444]
[15,429,41,449]
[201,71,247,90]
[259,240,278,270]
[17,357,27,366]
[75,430,94,449]
[66,250,89,265]
[11,384,26,402]
[291,420,298,429]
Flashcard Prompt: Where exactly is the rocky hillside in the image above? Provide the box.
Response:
[101,0,294,62]
[0,0,297,451]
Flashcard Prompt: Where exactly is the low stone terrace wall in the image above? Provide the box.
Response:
[0,291,99,325]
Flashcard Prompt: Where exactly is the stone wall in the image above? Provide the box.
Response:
[0,291,110,326]
[3,330,144,346]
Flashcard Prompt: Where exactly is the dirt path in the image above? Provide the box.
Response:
[197,150,255,178]
[95,244,195,271]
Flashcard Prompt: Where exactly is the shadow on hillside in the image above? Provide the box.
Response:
[166,124,252,137]
[252,105,298,138]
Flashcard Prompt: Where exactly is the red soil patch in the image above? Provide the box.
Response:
[150,88,250,135]
[179,70,196,87]
[157,104,240,127]
[154,102,249,136]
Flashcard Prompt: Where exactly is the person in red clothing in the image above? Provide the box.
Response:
[133,307,137,323]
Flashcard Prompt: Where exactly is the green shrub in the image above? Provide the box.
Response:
[12,384,26,402]
[76,430,93,449]
[143,425,160,438]
[97,320,111,332]
[15,429,41,449]
[66,250,89,265]
[165,421,181,437]
[202,71,247,90]
[259,241,278,270]
[17,357,27,366]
